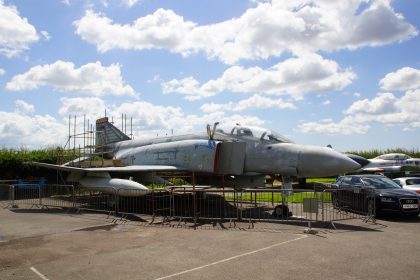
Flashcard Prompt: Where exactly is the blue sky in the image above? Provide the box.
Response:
[0,0,419,152]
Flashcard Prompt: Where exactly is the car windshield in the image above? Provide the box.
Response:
[406,178,420,185]
[361,177,401,189]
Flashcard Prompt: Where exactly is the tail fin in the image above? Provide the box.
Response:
[95,117,130,150]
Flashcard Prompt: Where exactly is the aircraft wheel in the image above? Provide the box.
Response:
[273,205,289,218]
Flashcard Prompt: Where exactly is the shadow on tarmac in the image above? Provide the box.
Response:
[375,214,420,223]
[9,208,75,214]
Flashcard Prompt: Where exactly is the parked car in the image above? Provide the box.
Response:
[393,177,420,194]
[332,175,419,217]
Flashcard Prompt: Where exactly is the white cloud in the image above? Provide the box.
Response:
[113,101,184,131]
[111,101,264,136]
[379,67,420,91]
[6,60,137,97]
[40,30,51,41]
[74,9,196,54]
[123,0,139,7]
[297,118,370,135]
[342,0,417,48]
[15,99,34,114]
[0,68,5,76]
[345,92,397,115]
[298,89,420,135]
[162,76,210,100]
[0,102,67,148]
[200,94,295,113]
[58,97,107,121]
[322,100,331,106]
[345,91,420,127]
[0,1,39,57]
[162,54,355,100]
[73,0,417,64]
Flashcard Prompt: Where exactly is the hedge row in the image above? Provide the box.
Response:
[0,148,77,181]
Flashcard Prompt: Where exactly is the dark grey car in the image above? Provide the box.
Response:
[332,175,419,217]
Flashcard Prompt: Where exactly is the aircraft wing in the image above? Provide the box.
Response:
[62,156,93,166]
[27,162,185,173]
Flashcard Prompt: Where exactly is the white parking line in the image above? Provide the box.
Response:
[30,266,50,280]
[154,234,308,280]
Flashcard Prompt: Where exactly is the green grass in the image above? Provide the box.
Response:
[225,191,332,204]
[148,184,167,190]
[306,178,336,184]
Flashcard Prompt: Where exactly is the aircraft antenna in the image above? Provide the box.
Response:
[86,119,92,155]
[83,115,86,153]
[207,124,212,139]
[212,122,219,139]
[130,117,133,139]
[68,115,71,147]
[91,124,94,153]
[73,115,76,153]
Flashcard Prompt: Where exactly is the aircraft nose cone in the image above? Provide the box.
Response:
[298,146,361,177]
[345,154,371,168]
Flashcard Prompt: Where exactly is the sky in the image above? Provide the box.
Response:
[0,0,419,152]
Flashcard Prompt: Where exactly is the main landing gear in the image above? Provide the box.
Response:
[272,204,292,218]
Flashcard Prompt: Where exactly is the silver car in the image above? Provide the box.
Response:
[393,177,420,194]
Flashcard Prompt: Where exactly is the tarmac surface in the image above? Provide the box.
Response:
[0,203,419,280]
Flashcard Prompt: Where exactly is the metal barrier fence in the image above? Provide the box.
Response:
[74,187,117,215]
[6,184,75,209]
[314,182,376,226]
[4,183,376,229]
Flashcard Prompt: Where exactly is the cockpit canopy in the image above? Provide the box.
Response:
[215,124,293,144]
[374,153,411,160]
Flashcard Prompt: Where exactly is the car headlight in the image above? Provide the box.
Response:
[380,197,395,203]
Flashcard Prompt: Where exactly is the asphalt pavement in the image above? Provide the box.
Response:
[0,205,419,280]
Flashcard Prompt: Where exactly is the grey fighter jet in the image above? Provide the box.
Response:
[31,117,360,196]
[359,153,420,173]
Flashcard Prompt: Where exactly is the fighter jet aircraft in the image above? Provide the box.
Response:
[30,117,360,196]
[360,153,420,174]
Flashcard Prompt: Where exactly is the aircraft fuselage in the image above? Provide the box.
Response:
[110,126,360,178]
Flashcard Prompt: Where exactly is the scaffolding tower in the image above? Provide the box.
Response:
[57,114,133,168]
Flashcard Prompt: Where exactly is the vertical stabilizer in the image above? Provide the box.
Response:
[95,117,130,150]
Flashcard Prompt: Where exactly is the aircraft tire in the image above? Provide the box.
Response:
[273,205,289,218]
